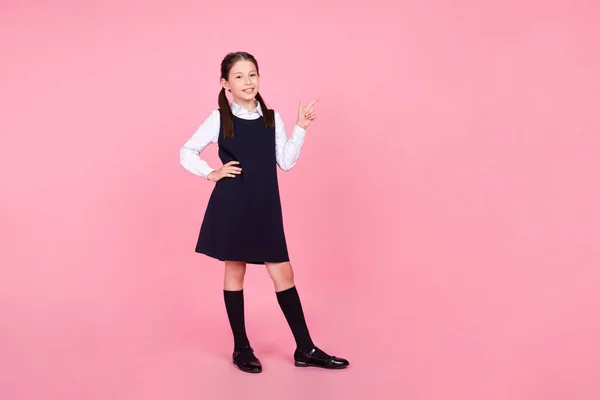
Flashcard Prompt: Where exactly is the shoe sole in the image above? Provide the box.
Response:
[294,361,349,369]
[233,361,262,373]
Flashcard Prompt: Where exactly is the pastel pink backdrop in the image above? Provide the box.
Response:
[1,1,599,399]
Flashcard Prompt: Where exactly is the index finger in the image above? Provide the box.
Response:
[305,99,319,108]
[225,161,240,165]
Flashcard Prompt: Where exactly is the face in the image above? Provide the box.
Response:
[222,60,260,104]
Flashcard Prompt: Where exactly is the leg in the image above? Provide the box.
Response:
[265,261,295,292]
[223,261,261,373]
[265,261,349,369]
[266,262,314,351]
[223,261,248,349]
[224,260,246,291]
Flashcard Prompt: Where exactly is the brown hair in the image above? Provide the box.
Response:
[218,52,275,139]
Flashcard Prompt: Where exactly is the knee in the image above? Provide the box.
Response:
[267,262,295,287]
[224,261,247,280]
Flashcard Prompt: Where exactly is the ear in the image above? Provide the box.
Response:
[220,77,230,91]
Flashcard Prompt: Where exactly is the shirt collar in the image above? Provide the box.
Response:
[230,100,263,117]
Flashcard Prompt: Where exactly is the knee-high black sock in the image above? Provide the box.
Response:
[223,289,250,351]
[276,286,315,352]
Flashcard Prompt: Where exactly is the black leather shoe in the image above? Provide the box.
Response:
[293,347,349,369]
[232,346,262,373]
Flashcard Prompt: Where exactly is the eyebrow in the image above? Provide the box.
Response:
[232,71,257,75]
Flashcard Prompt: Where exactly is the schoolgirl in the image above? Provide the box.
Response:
[180,51,349,373]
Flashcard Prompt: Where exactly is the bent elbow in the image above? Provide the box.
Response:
[278,161,297,171]
[180,146,193,169]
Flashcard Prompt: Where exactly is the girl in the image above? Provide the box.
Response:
[179,51,349,373]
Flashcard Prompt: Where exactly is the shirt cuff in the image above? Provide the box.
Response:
[201,166,216,179]
[291,125,307,145]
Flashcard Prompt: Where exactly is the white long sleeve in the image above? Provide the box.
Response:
[179,110,220,178]
[180,101,308,179]
[274,111,306,171]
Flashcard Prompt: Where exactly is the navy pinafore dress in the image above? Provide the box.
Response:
[195,110,290,265]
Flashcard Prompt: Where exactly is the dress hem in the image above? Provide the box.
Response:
[195,249,290,265]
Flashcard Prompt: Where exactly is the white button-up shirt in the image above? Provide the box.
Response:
[180,101,307,178]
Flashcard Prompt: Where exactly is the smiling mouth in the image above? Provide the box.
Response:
[243,88,254,94]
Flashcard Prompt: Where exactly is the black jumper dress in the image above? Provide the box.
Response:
[195,110,290,265]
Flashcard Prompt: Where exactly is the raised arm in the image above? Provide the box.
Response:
[274,100,318,171]
[274,111,307,171]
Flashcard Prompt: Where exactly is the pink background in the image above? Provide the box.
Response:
[2,0,600,399]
